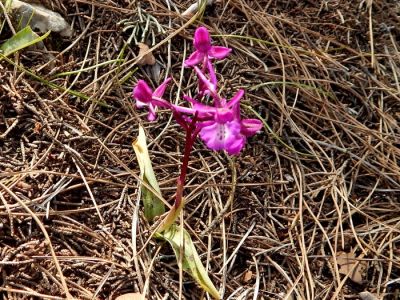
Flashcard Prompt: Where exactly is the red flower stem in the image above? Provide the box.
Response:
[157,116,199,233]
[175,122,198,209]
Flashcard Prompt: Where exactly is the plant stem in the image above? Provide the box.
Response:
[157,117,199,232]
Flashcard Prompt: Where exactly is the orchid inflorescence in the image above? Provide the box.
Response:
[133,26,262,155]
[132,26,263,299]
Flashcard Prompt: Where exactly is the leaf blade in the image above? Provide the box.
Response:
[132,125,165,220]
[0,26,50,57]
[157,225,220,299]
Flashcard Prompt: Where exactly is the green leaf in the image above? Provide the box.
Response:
[0,26,50,57]
[157,225,220,299]
[132,125,165,221]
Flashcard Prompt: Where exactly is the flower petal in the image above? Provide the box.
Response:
[133,80,153,103]
[183,95,198,106]
[227,89,244,109]
[171,103,196,115]
[183,96,214,119]
[153,77,171,98]
[215,108,234,123]
[226,136,245,155]
[207,60,217,87]
[208,46,231,59]
[147,103,157,121]
[194,26,211,53]
[184,50,204,67]
[194,66,216,94]
[199,120,241,152]
[241,119,263,137]
[136,100,147,109]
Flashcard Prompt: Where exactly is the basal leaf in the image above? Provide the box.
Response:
[132,125,165,221]
[0,26,50,57]
[157,225,220,299]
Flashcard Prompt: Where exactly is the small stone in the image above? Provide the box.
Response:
[11,0,73,37]
[359,291,378,300]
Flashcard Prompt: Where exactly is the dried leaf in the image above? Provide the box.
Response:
[157,225,220,299]
[137,43,156,66]
[334,251,367,284]
[33,121,42,134]
[115,293,145,300]
[149,63,161,82]
[132,126,165,221]
[16,181,32,190]
[242,270,253,283]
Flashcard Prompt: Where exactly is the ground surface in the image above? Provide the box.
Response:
[1,0,400,299]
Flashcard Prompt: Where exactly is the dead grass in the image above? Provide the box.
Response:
[1,0,400,299]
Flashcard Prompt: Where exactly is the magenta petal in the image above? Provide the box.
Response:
[147,103,157,121]
[209,46,231,59]
[199,121,241,152]
[183,95,198,105]
[136,100,147,109]
[227,89,244,109]
[215,108,234,123]
[183,95,213,112]
[198,79,208,97]
[199,123,224,151]
[147,113,156,121]
[194,66,216,93]
[171,104,196,115]
[194,27,211,52]
[153,77,171,98]
[231,102,241,120]
[226,137,245,155]
[194,103,215,114]
[184,51,204,66]
[133,80,153,103]
[241,119,263,137]
[176,96,214,118]
[207,60,217,87]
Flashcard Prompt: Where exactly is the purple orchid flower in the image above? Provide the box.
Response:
[186,67,262,154]
[196,90,262,155]
[132,26,262,155]
[132,78,171,121]
[185,27,229,97]
[198,106,262,155]
[183,69,262,154]
[195,92,245,155]
[184,27,231,67]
